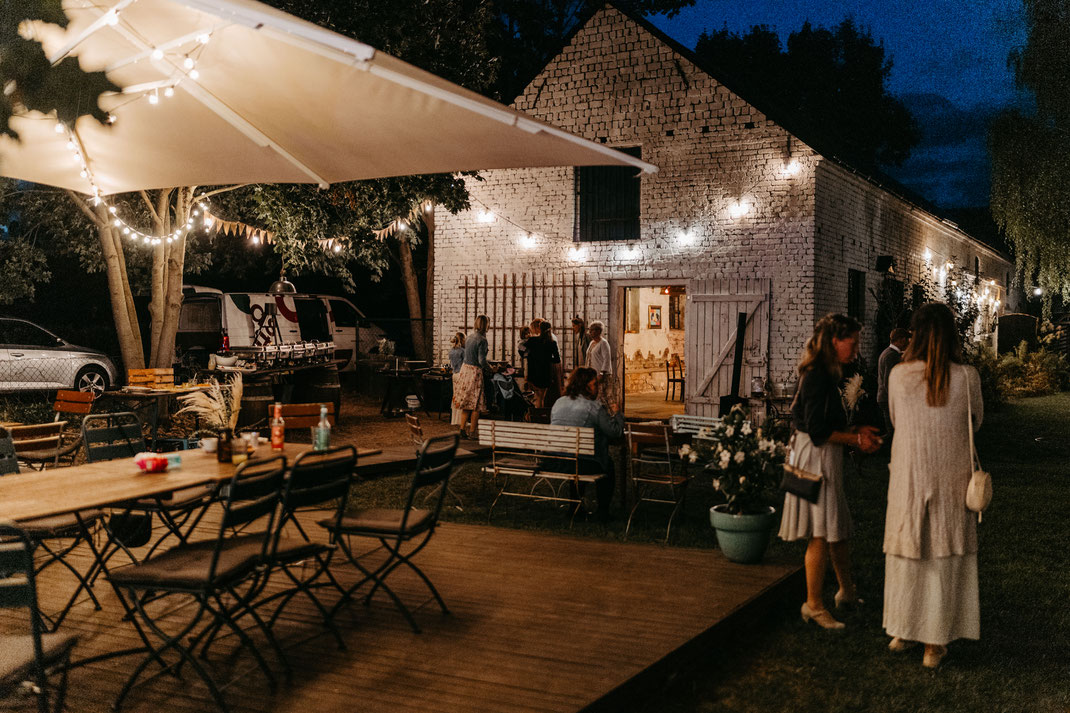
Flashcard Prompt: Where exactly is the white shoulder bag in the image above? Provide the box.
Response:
[964,370,992,521]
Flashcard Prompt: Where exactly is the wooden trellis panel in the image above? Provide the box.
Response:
[459,272,590,369]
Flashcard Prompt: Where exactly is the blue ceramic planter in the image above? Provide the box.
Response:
[709,505,777,564]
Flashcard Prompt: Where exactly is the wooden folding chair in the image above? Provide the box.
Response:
[281,402,336,442]
[51,390,95,465]
[9,422,67,471]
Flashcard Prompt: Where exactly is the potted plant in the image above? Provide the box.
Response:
[681,405,787,563]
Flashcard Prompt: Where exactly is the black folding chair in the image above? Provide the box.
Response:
[107,455,289,713]
[0,429,105,631]
[256,445,357,649]
[322,433,459,633]
[84,412,215,557]
[0,522,79,713]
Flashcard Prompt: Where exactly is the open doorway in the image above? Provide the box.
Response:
[620,285,686,419]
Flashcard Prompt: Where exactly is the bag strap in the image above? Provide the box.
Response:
[964,366,981,472]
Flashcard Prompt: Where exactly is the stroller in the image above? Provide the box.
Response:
[490,368,532,421]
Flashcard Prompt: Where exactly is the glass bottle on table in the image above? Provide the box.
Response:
[312,404,331,451]
[216,429,233,463]
[270,402,285,451]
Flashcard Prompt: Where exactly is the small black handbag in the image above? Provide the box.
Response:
[780,433,823,503]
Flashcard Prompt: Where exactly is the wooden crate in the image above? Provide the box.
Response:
[127,368,174,388]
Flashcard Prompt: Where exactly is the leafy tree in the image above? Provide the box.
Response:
[0,0,118,137]
[990,0,1070,305]
[694,19,920,169]
[492,0,694,101]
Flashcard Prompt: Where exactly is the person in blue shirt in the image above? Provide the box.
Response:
[550,366,623,521]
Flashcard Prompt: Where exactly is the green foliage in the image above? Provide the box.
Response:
[0,0,119,137]
[693,18,921,169]
[989,0,1070,305]
[682,406,787,515]
[998,340,1070,398]
[965,346,1007,411]
[0,237,49,303]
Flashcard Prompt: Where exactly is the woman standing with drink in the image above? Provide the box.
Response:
[779,313,881,629]
[883,303,982,667]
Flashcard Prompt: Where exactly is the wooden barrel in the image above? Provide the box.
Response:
[238,379,274,430]
[294,365,342,423]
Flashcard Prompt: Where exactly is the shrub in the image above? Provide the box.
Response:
[998,342,1070,399]
[966,346,1007,410]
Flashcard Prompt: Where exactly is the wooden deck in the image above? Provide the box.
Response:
[25,518,800,713]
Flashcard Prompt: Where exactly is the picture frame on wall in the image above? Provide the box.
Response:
[648,305,662,329]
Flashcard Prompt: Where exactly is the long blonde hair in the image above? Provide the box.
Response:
[798,313,861,379]
[903,302,962,407]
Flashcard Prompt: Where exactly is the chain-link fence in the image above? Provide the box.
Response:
[0,317,120,397]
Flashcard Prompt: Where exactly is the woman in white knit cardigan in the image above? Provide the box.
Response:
[884,303,982,668]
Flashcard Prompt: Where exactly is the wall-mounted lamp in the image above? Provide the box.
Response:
[519,233,537,250]
[475,210,496,224]
[567,246,587,263]
[728,200,750,219]
[677,230,695,245]
[781,160,801,177]
[923,248,933,262]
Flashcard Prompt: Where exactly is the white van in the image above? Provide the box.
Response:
[176,287,375,372]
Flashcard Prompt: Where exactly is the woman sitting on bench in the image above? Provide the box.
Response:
[550,367,623,521]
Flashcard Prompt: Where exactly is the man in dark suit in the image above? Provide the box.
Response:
[877,328,911,438]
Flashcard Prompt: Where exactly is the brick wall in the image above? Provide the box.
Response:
[814,161,1014,360]
[434,6,820,388]
[433,5,1015,401]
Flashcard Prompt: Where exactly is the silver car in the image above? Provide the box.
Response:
[0,318,120,394]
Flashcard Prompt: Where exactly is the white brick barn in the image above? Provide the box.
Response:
[432,3,1015,417]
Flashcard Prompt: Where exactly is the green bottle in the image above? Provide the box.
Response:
[312,405,331,451]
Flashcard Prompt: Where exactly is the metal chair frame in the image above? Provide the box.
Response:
[0,523,77,713]
[0,430,105,631]
[323,433,459,633]
[665,358,685,401]
[107,455,290,713]
[625,422,689,542]
[407,413,464,510]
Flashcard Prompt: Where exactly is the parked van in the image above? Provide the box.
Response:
[176,287,374,372]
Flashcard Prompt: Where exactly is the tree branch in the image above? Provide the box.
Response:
[65,190,106,229]
[139,190,161,224]
[197,184,250,199]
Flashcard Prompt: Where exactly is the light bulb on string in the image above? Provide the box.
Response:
[188,69,200,80]
[163,86,174,98]
[148,90,159,105]
[103,10,118,25]
[197,33,211,44]
[65,141,75,150]
[183,57,195,70]
[54,123,65,134]
[151,48,164,60]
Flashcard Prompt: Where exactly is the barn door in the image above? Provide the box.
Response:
[684,278,771,417]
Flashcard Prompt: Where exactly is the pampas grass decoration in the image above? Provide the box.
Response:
[176,374,244,431]
[227,373,243,432]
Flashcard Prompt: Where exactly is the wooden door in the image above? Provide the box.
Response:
[684,278,771,417]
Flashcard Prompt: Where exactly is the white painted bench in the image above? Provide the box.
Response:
[478,420,602,525]
[669,414,721,438]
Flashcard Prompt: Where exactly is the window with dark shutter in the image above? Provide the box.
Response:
[848,269,866,322]
[577,146,642,242]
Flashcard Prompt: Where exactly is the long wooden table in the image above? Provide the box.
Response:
[0,444,380,522]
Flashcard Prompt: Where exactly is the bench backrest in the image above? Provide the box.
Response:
[670,414,721,436]
[478,420,596,457]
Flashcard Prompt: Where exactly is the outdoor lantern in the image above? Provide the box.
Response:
[269,273,297,295]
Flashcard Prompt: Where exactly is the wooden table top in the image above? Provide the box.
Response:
[0,444,380,523]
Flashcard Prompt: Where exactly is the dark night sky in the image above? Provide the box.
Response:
[650,0,1030,209]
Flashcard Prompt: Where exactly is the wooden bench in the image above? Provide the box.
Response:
[670,414,721,438]
[280,402,337,432]
[478,420,602,525]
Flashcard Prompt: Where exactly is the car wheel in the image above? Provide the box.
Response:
[75,366,108,394]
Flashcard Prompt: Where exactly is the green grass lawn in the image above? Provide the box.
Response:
[350,394,1070,712]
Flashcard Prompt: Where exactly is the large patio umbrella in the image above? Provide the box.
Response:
[0,0,655,195]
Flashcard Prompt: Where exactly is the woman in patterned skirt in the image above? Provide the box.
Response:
[454,315,489,438]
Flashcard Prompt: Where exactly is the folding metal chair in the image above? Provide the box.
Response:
[107,455,290,713]
[323,433,459,633]
[0,429,105,631]
[255,445,357,649]
[0,522,79,713]
[9,423,67,471]
[625,422,689,542]
[407,413,463,510]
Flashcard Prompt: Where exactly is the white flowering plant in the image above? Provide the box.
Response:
[679,404,788,515]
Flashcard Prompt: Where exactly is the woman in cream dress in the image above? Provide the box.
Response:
[884,303,982,668]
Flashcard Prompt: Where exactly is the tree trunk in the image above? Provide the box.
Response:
[422,205,435,362]
[95,218,145,370]
[396,236,427,361]
[148,189,172,364]
[152,188,190,368]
